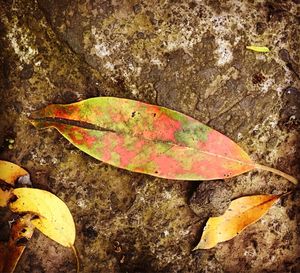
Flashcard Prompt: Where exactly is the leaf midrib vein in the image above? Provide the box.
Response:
[33,117,254,167]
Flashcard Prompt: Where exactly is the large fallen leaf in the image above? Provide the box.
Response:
[194,194,280,250]
[30,97,297,184]
[2,214,35,273]
[9,188,75,247]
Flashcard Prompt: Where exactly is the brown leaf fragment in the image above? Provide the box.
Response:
[194,194,280,250]
[1,214,34,273]
[0,244,6,273]
[0,188,12,207]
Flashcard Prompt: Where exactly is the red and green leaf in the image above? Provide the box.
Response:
[30,97,297,183]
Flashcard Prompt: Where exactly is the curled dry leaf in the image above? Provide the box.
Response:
[0,160,34,273]
[9,188,79,272]
[2,214,35,273]
[0,245,5,273]
[246,46,270,52]
[9,188,75,247]
[194,194,280,250]
[30,97,296,184]
[0,189,12,207]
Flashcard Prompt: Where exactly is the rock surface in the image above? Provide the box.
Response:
[0,0,299,272]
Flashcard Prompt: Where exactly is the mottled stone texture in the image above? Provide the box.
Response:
[0,0,299,272]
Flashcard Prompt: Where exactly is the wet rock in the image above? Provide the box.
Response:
[252,72,266,85]
[20,64,34,80]
[189,180,233,217]
[82,225,98,240]
[256,22,267,35]
[133,3,142,14]
[279,49,300,80]
[279,87,300,129]
[16,174,32,187]
[1,0,300,272]
[279,48,291,63]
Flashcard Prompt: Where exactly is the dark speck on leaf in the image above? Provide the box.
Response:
[9,195,18,203]
[31,215,39,220]
[16,237,29,246]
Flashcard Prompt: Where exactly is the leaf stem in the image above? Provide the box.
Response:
[254,164,297,185]
[71,245,80,273]
[279,190,293,198]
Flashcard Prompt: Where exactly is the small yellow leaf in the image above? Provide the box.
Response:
[0,160,28,185]
[194,194,280,250]
[246,46,270,52]
[9,188,75,247]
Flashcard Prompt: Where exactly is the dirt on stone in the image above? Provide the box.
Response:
[0,0,300,273]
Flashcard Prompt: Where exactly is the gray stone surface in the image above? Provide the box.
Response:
[0,0,299,272]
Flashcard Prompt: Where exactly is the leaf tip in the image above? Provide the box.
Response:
[192,245,201,252]
[28,108,51,129]
[192,238,215,251]
[28,109,41,120]
[291,177,298,185]
[27,118,51,130]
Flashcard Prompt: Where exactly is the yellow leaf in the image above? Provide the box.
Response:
[0,160,29,207]
[0,160,28,185]
[246,46,270,52]
[9,188,75,248]
[194,194,280,250]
